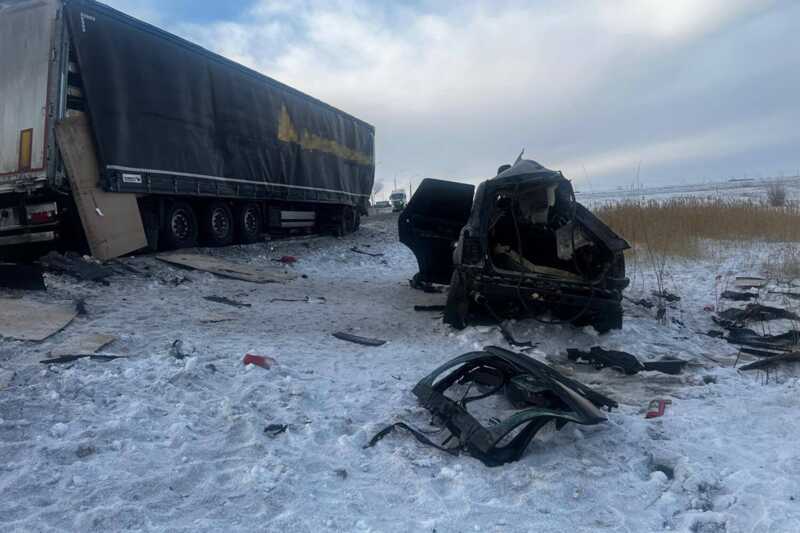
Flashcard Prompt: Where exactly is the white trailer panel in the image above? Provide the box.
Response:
[0,0,59,190]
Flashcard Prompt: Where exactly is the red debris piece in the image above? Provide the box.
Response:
[275,256,297,264]
[243,354,276,369]
[703,304,715,312]
[645,399,672,419]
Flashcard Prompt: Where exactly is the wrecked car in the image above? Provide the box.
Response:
[399,158,630,332]
[367,346,617,466]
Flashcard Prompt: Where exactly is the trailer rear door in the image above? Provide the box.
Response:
[0,0,59,192]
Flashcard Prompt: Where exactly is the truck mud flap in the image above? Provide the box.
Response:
[398,178,475,285]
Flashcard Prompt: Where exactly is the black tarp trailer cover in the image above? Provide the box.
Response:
[63,0,375,212]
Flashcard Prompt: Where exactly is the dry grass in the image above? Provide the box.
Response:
[594,197,800,259]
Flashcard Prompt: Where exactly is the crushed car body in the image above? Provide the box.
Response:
[367,346,618,466]
[399,158,630,332]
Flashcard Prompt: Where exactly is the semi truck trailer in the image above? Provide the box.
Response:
[0,0,375,257]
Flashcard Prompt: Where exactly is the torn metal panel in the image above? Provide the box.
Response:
[567,347,687,375]
[370,346,616,466]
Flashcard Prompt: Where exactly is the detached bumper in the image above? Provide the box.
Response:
[468,271,623,312]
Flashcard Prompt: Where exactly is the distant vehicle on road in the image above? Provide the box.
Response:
[374,200,391,209]
[390,190,407,212]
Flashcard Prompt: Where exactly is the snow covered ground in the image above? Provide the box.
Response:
[1,213,799,532]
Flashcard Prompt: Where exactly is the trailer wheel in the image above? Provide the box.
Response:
[163,201,198,250]
[202,201,235,246]
[235,202,262,244]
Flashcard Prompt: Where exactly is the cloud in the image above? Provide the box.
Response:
[105,0,797,187]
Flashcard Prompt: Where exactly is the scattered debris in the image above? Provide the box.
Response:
[717,304,799,324]
[264,424,287,437]
[334,468,348,480]
[0,263,46,290]
[413,305,446,312]
[0,298,78,341]
[76,445,97,459]
[408,275,443,293]
[707,330,725,338]
[351,247,383,257]
[169,340,192,360]
[156,253,297,283]
[734,276,768,289]
[203,295,251,308]
[720,290,757,302]
[645,399,671,419]
[242,354,276,369]
[272,256,298,264]
[73,298,89,316]
[367,346,617,466]
[739,352,800,371]
[198,315,237,324]
[652,290,681,303]
[624,296,654,309]
[768,290,800,300]
[332,332,387,347]
[39,251,114,283]
[270,296,326,304]
[50,333,117,357]
[566,347,687,375]
[40,354,127,364]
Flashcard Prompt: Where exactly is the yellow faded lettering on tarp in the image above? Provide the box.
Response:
[277,105,372,166]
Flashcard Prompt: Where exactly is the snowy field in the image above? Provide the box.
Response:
[1,212,799,532]
[576,175,800,206]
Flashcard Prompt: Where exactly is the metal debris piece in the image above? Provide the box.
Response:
[351,247,383,257]
[40,354,127,364]
[567,347,686,375]
[720,290,757,302]
[717,304,799,324]
[734,277,768,289]
[203,295,251,308]
[414,305,446,312]
[652,290,681,303]
[367,346,616,466]
[170,340,192,360]
[332,332,387,347]
[264,424,287,437]
[739,352,800,371]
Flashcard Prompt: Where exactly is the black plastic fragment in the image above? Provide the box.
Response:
[40,354,126,364]
[203,295,251,308]
[567,346,686,375]
[720,290,757,302]
[39,251,114,283]
[0,263,46,290]
[332,332,387,346]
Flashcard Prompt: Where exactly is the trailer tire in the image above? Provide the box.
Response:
[162,201,198,250]
[202,201,235,247]
[235,202,262,244]
[444,270,470,329]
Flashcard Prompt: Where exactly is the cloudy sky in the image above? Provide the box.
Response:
[105,0,799,191]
